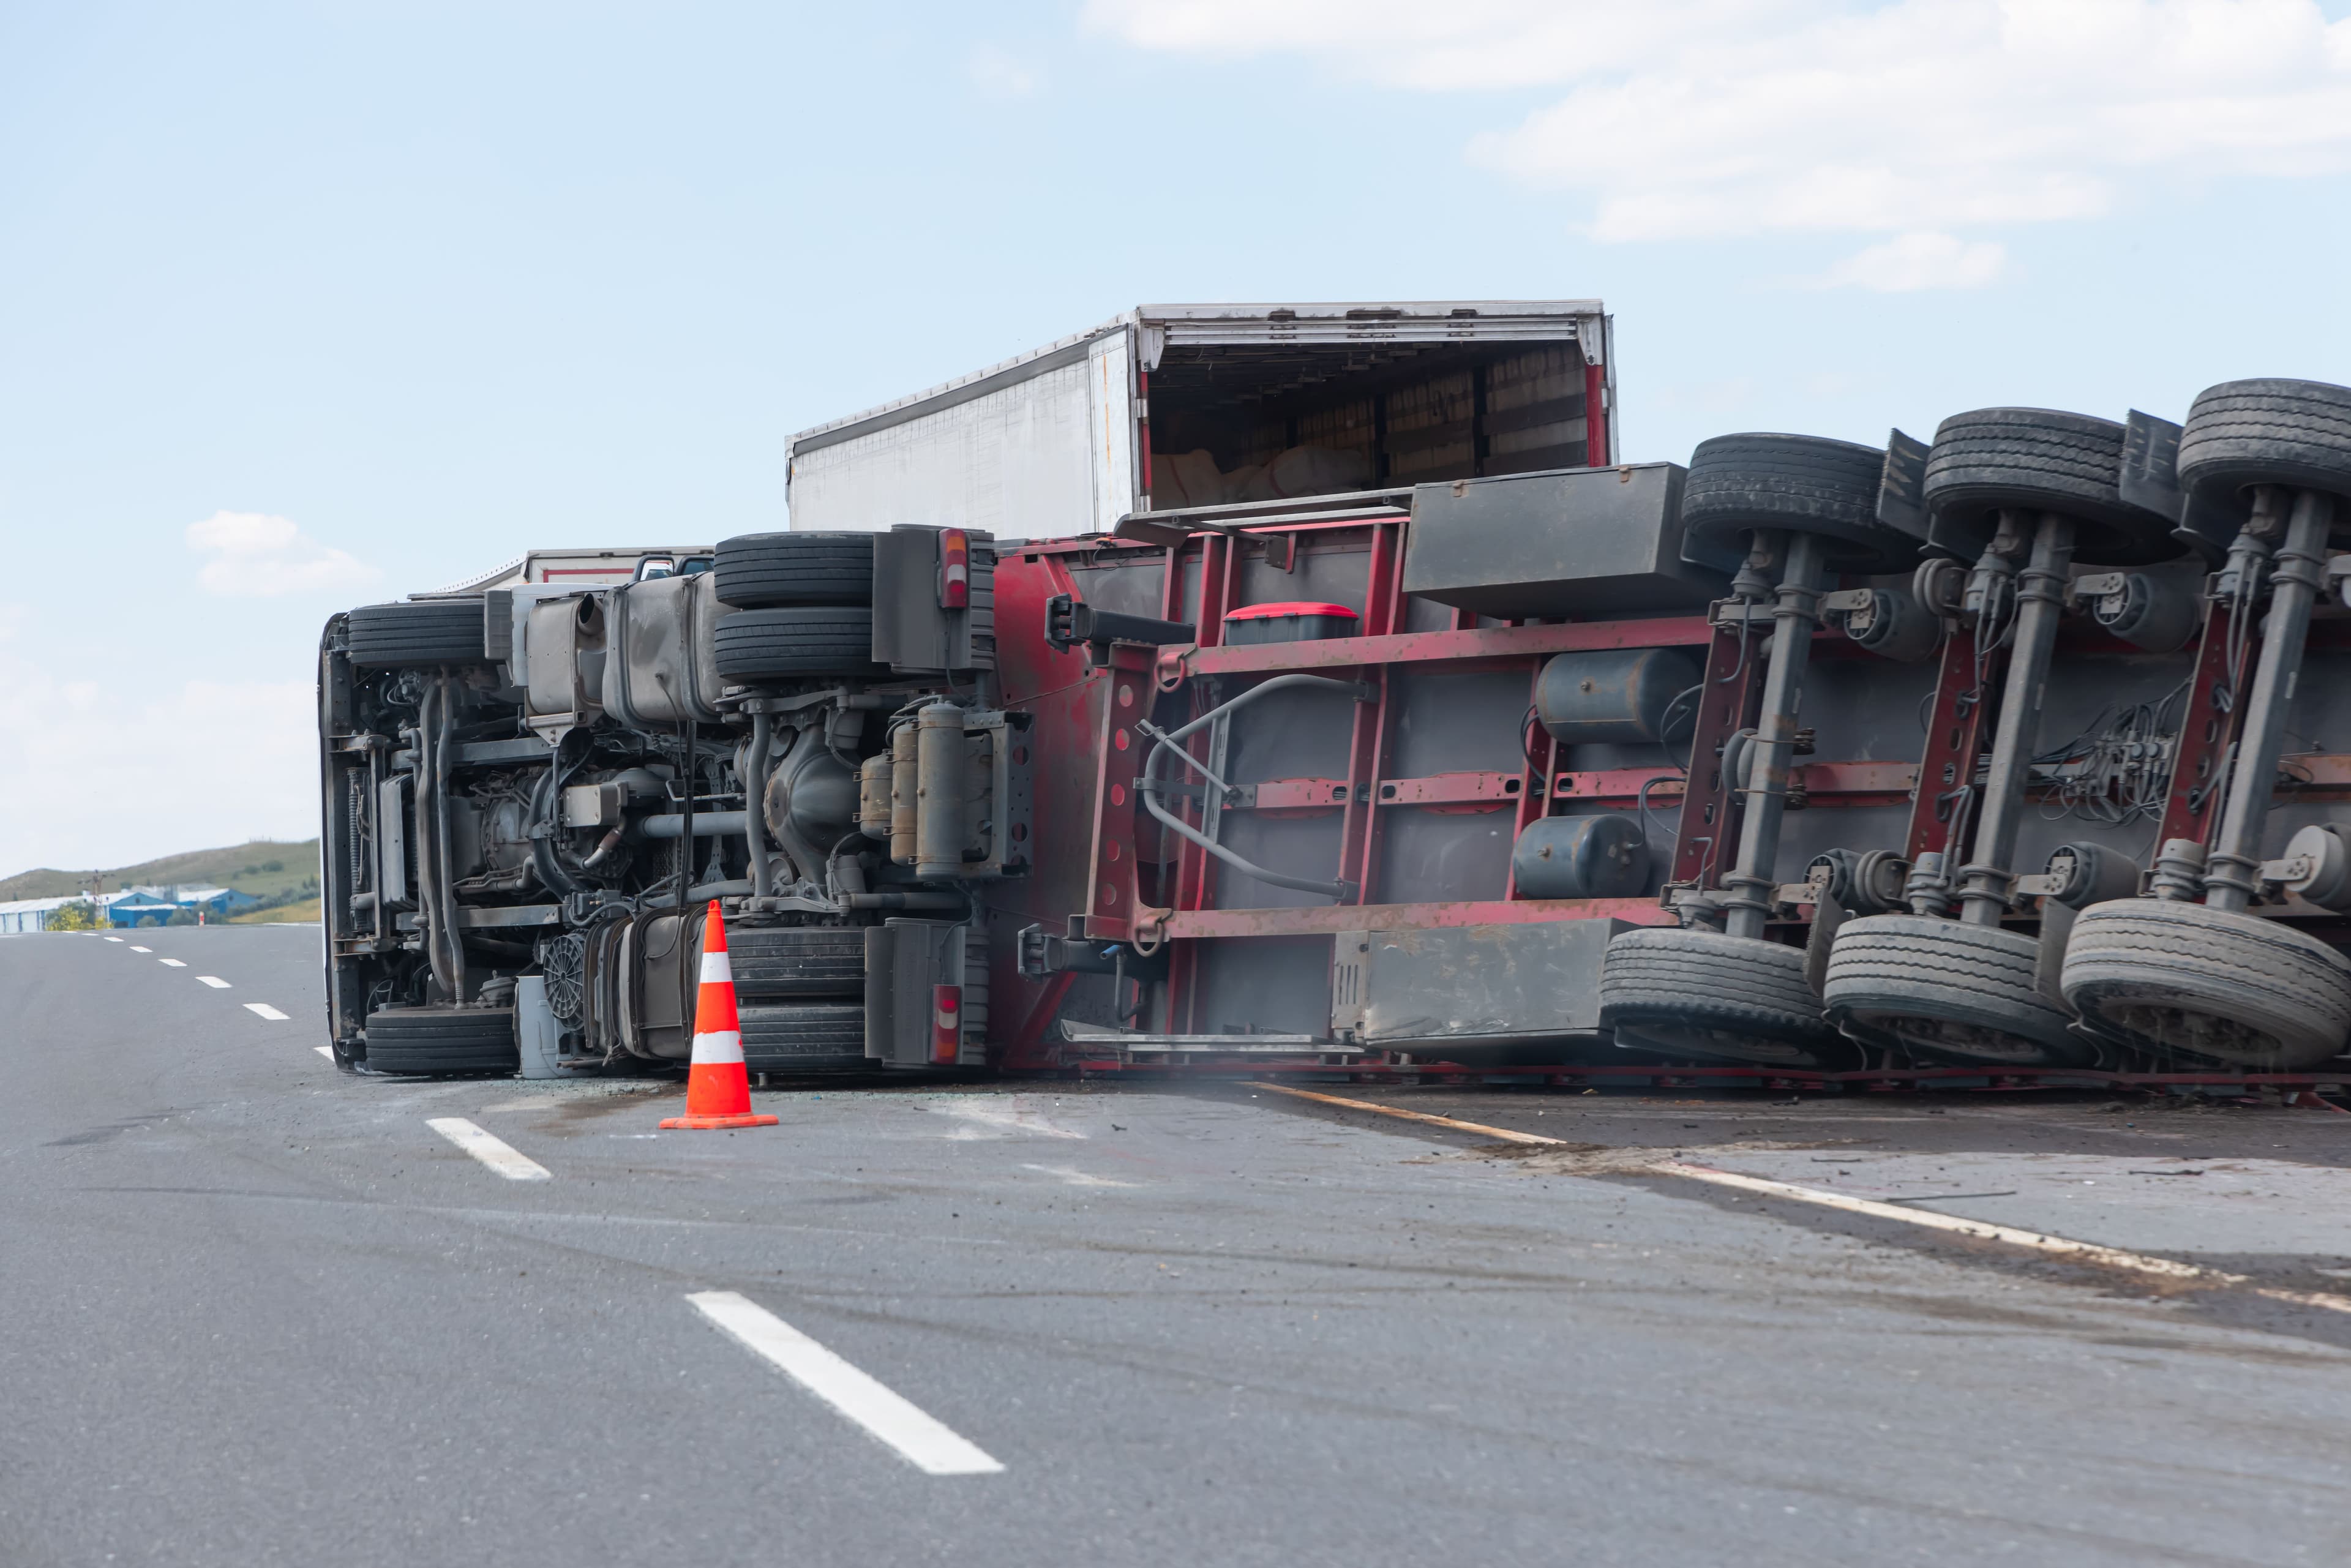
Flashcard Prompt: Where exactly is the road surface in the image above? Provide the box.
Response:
[5,925,2350,1566]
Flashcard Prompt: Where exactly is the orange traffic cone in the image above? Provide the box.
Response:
[659,901,779,1131]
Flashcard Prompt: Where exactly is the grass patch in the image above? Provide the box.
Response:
[228,895,321,925]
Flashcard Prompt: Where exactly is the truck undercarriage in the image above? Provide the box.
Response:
[321,376,2351,1095]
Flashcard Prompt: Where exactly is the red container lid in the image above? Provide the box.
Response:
[1222,602,1359,622]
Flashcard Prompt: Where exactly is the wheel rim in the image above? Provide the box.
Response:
[1835,1007,2087,1067]
[2076,994,2309,1068]
[1612,1018,1847,1068]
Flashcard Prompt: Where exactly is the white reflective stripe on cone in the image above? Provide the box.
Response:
[700,950,734,986]
[691,1028,744,1065]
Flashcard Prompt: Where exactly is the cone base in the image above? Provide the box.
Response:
[658,1113,781,1130]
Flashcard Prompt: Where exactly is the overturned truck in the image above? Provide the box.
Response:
[318,345,2351,1087]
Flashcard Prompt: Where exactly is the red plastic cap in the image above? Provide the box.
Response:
[1221,602,1359,621]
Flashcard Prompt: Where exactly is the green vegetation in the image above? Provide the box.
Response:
[0,839,320,903]
[229,894,322,925]
[45,900,100,932]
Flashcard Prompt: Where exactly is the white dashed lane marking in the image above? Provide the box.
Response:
[129,946,151,953]
[246,1003,290,1021]
[159,959,186,968]
[686,1291,1004,1476]
[197,976,231,989]
[426,1117,552,1181]
[1022,1163,1138,1188]
[104,937,122,943]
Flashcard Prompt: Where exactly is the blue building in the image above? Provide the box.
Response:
[102,886,263,928]
[104,891,181,928]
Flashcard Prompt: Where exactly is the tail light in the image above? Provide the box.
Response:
[939,529,970,610]
[932,985,962,1065]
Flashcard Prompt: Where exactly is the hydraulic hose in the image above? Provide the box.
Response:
[1136,673,1375,903]
[529,759,585,897]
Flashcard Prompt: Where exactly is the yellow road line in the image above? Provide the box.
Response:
[1251,1083,2351,1317]
[1252,1082,1569,1145]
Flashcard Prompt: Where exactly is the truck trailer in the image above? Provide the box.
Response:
[317,306,2351,1092]
[784,301,1614,540]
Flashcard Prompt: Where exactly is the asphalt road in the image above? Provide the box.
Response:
[6,926,2351,1566]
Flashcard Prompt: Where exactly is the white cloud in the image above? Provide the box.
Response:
[968,43,1042,100]
[188,511,379,598]
[1087,1,2351,241]
[1820,230,2009,291]
[0,653,318,876]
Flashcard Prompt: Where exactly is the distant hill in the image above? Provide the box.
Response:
[0,840,321,903]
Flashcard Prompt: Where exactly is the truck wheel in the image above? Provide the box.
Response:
[714,607,885,681]
[1924,408,2178,565]
[714,533,875,609]
[729,925,866,1000]
[2177,378,2351,505]
[2061,899,2351,1068]
[1680,433,1916,573]
[362,1007,518,1074]
[1821,914,2089,1065]
[740,1003,868,1073]
[1599,928,1850,1068]
[346,601,490,667]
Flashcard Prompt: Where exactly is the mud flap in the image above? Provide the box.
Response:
[865,920,972,1067]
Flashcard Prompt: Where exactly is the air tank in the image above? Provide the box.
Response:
[1511,814,1652,900]
[1534,648,1703,748]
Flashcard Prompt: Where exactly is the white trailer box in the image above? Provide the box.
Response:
[785,301,1614,540]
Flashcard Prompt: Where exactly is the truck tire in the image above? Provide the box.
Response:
[1821,914,2089,1065]
[729,925,866,1000]
[346,601,490,667]
[1680,433,1916,573]
[1599,927,1850,1068]
[1924,408,2178,565]
[740,1003,868,1073]
[2177,378,2351,506]
[2061,899,2351,1068]
[714,533,874,609]
[362,1006,518,1074]
[714,607,884,681]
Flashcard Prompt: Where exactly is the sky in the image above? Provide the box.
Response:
[2,0,2349,876]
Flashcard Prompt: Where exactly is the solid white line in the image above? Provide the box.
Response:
[686,1290,1004,1476]
[1652,1161,2207,1277]
[426,1117,552,1181]
[159,958,186,968]
[246,1002,290,1021]
[197,975,231,989]
[1248,1086,2351,1318]
[314,1045,335,1060]
[1652,1160,2351,1315]
[129,945,151,953]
